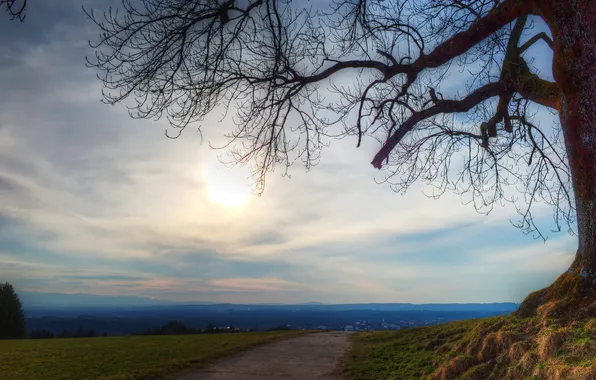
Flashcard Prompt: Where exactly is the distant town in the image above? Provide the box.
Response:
[22,294,519,337]
[337,316,450,332]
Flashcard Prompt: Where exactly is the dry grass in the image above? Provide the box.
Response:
[507,341,528,362]
[585,318,596,331]
[431,355,474,380]
[517,267,596,321]
[478,333,499,361]
[476,330,517,361]
[537,328,566,360]
[568,366,596,380]
[348,315,596,380]
[517,351,538,374]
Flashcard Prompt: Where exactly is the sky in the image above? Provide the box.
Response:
[0,0,578,304]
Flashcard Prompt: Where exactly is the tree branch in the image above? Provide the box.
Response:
[300,0,532,97]
[519,32,554,52]
[376,49,399,66]
[300,59,395,83]
[515,59,560,109]
[390,0,534,75]
[2,0,26,21]
[480,14,524,140]
[451,0,481,19]
[371,82,507,168]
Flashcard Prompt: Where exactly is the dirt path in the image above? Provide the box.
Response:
[176,332,350,380]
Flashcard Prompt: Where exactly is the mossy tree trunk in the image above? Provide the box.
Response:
[516,0,596,318]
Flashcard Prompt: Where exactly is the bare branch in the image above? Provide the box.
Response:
[519,31,554,52]
[2,0,26,21]
[371,82,507,168]
[86,0,574,239]
[514,59,560,109]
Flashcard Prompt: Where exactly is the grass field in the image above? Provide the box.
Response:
[0,330,309,380]
[347,319,480,379]
[347,316,596,379]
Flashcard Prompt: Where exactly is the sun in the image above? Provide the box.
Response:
[202,165,250,208]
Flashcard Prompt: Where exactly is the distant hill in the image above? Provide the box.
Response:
[161,302,519,313]
[19,292,174,308]
[20,291,518,312]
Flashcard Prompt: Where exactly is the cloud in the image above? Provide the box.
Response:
[479,233,576,273]
[209,278,300,292]
[0,1,577,304]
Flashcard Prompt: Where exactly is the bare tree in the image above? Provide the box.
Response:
[2,0,26,21]
[86,0,596,319]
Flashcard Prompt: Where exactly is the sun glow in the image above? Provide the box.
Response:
[202,165,250,208]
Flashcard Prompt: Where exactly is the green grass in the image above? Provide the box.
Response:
[0,331,309,380]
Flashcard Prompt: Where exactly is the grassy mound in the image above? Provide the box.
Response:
[0,330,308,380]
[516,266,596,319]
[348,316,596,379]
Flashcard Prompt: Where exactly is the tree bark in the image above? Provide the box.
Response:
[516,0,596,318]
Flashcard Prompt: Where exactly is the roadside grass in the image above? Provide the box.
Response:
[0,330,309,380]
[347,316,596,379]
[348,319,479,379]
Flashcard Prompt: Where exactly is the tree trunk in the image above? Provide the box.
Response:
[516,0,596,318]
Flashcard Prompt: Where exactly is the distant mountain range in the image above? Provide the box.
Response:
[19,291,175,308]
[20,291,519,312]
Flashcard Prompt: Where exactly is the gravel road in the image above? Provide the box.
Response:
[176,332,350,380]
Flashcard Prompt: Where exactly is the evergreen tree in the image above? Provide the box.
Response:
[0,282,26,339]
[73,327,86,338]
[29,329,55,339]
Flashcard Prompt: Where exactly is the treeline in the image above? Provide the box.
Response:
[27,322,294,339]
[139,321,252,336]
[28,328,108,339]
[266,324,292,331]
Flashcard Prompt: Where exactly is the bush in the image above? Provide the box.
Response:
[141,321,200,336]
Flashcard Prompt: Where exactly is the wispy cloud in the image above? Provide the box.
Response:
[0,0,577,304]
[209,278,300,292]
